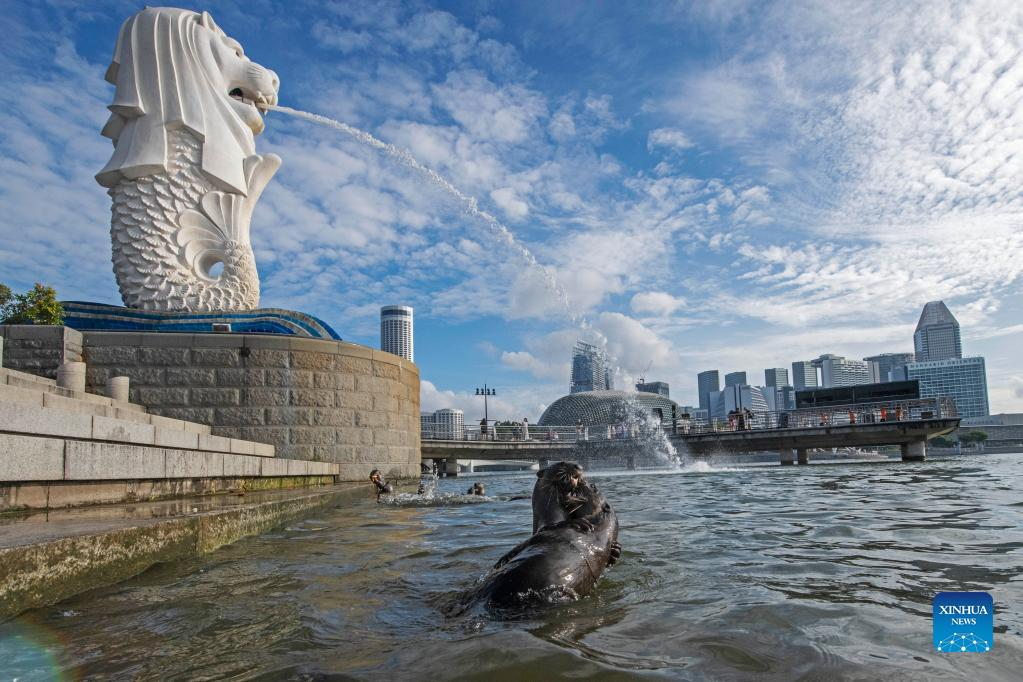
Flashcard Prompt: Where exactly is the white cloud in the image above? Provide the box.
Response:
[490,187,529,219]
[598,312,674,376]
[432,70,546,145]
[647,127,694,153]
[631,291,686,316]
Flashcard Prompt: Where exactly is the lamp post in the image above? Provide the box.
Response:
[475,384,496,439]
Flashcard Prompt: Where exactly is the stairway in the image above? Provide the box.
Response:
[0,366,340,511]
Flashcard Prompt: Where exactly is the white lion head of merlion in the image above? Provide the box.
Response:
[96,7,279,195]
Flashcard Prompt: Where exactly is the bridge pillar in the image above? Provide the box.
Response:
[797,448,809,465]
[443,458,460,477]
[779,448,794,466]
[901,440,926,462]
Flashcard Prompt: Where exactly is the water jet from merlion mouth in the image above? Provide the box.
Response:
[267,104,575,320]
[267,106,616,378]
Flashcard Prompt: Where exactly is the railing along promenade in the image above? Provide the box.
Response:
[420,397,960,471]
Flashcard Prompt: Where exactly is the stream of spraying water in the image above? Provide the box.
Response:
[268,105,677,465]
[268,104,577,322]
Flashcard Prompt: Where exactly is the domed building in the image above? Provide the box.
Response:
[538,390,679,427]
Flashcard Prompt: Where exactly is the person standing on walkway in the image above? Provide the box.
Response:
[521,417,530,440]
[480,417,488,441]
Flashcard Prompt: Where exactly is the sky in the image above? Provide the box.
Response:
[2,0,1023,421]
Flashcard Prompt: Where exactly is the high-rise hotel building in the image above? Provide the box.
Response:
[897,301,989,418]
[380,305,413,362]
[914,301,962,362]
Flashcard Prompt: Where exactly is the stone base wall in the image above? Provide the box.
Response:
[0,325,83,379]
[82,332,420,481]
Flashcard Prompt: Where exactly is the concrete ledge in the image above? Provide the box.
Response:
[92,415,156,445]
[0,368,56,387]
[0,434,64,481]
[155,427,200,450]
[0,384,45,407]
[229,438,255,455]
[65,441,166,480]
[0,402,93,440]
[0,434,337,490]
[0,483,363,619]
[0,393,271,457]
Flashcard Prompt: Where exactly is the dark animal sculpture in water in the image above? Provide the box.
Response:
[467,482,486,496]
[465,462,620,611]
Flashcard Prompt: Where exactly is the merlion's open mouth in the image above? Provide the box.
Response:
[229,87,270,113]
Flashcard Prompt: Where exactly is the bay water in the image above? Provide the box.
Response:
[4,453,1022,680]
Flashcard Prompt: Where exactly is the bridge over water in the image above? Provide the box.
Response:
[420,398,959,474]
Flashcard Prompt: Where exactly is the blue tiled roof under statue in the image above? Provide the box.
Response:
[62,302,341,340]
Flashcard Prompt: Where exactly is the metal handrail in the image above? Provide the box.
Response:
[420,397,957,441]
[669,396,956,435]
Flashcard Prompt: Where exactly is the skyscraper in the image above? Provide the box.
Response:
[813,354,871,388]
[721,383,768,414]
[724,371,747,387]
[380,305,413,362]
[697,370,720,413]
[905,357,989,418]
[864,352,915,383]
[571,341,611,393]
[764,368,789,387]
[636,381,670,397]
[433,408,465,439]
[914,301,962,362]
[791,361,818,390]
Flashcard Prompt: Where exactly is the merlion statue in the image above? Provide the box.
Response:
[96,7,280,311]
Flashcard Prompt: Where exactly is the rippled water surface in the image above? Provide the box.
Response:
[5,453,1023,680]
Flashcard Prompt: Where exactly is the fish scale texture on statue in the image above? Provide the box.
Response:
[95,7,280,312]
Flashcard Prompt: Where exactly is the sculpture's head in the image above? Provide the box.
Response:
[96,7,280,195]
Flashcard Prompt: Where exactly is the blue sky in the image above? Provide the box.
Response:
[2,0,1023,420]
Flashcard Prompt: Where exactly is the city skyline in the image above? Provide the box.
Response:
[3,1,1023,421]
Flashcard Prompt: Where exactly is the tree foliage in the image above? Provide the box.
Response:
[958,430,989,444]
[0,283,64,325]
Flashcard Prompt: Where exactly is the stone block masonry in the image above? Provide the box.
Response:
[83,332,420,481]
[0,325,83,379]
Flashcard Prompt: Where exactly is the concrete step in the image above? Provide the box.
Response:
[0,432,337,484]
[0,367,146,413]
[0,484,363,619]
[0,366,56,387]
[0,400,273,458]
[0,383,212,434]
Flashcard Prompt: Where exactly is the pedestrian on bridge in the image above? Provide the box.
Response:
[480,417,488,441]
[521,417,530,440]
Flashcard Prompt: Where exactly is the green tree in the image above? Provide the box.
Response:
[958,430,989,446]
[1,283,64,325]
[0,283,11,317]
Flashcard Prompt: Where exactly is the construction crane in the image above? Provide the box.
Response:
[638,360,653,386]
